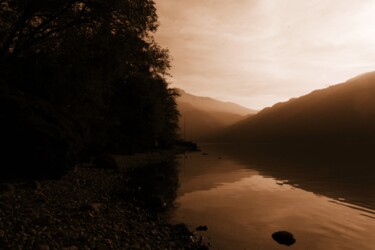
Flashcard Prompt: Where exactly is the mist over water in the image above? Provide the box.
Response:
[171,143,375,250]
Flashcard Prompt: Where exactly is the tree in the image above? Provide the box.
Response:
[0,0,178,160]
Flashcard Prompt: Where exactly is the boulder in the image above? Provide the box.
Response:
[272,231,296,246]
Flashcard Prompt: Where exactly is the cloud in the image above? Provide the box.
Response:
[155,0,375,109]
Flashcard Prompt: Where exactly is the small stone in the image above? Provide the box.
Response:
[104,238,112,246]
[36,244,50,250]
[196,225,208,231]
[95,242,109,250]
[90,203,104,213]
[272,231,296,246]
[35,214,52,226]
[62,246,79,250]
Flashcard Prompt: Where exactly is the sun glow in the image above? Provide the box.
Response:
[155,0,375,109]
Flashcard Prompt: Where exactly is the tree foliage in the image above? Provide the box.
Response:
[0,0,179,158]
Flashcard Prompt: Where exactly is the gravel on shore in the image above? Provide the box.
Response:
[0,162,208,249]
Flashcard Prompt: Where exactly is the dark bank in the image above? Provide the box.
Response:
[0,1,206,249]
[0,149,208,249]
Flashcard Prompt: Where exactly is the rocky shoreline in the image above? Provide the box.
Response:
[0,154,207,249]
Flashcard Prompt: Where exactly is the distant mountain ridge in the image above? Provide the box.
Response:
[212,71,375,144]
[175,89,256,141]
[176,89,256,116]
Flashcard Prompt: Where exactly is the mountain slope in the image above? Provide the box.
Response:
[175,89,256,141]
[214,71,375,143]
[177,89,256,116]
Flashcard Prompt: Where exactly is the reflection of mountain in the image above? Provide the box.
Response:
[204,143,375,211]
[214,71,375,143]
[176,89,256,142]
[177,151,257,196]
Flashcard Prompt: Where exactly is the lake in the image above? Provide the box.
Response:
[171,143,375,250]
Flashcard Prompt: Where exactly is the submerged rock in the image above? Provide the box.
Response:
[272,231,296,246]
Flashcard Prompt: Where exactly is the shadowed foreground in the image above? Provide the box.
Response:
[0,159,207,249]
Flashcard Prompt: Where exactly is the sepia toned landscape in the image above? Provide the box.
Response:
[1,0,374,249]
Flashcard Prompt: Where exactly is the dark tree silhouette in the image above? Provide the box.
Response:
[0,0,179,178]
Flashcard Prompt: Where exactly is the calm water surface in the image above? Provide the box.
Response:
[171,143,375,250]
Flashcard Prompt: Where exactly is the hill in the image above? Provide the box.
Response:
[175,89,256,141]
[213,71,375,144]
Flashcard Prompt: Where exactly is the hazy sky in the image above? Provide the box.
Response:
[154,0,375,109]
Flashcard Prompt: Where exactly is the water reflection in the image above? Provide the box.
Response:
[172,144,375,250]
[207,143,375,210]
